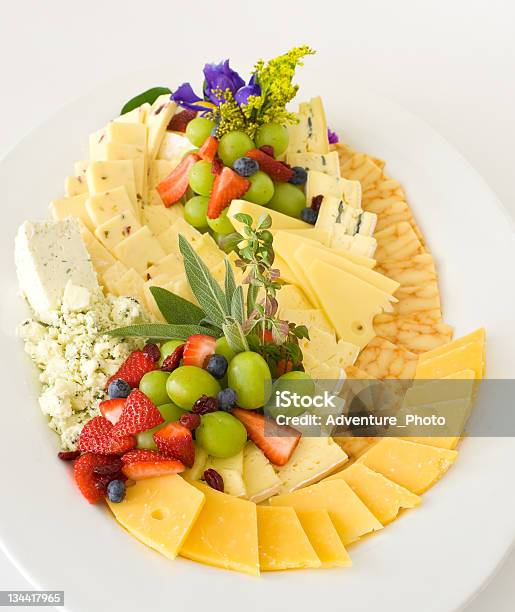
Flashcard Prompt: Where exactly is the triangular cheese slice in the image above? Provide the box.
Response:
[296,510,352,568]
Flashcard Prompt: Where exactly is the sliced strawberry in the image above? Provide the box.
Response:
[106,350,156,390]
[245,149,294,182]
[198,136,218,163]
[183,334,216,368]
[167,109,197,132]
[154,422,195,468]
[121,449,170,464]
[74,453,118,503]
[78,416,136,455]
[99,398,125,425]
[207,166,250,219]
[156,153,200,206]
[122,459,185,481]
[211,158,224,175]
[161,343,185,372]
[232,408,301,466]
[112,389,164,437]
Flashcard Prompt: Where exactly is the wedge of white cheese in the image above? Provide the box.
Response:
[242,441,281,503]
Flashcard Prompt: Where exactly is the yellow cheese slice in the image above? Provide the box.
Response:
[242,441,281,503]
[86,160,138,210]
[275,254,298,285]
[85,187,134,227]
[146,95,177,159]
[192,234,225,269]
[49,194,94,231]
[106,121,147,148]
[270,479,383,546]
[142,280,166,321]
[147,160,175,206]
[157,217,203,254]
[107,475,205,561]
[94,210,141,254]
[182,444,208,481]
[296,510,352,568]
[114,268,147,305]
[256,506,321,571]
[64,175,87,197]
[147,251,184,280]
[114,103,149,124]
[415,341,484,380]
[358,438,457,494]
[271,227,332,246]
[276,284,312,311]
[114,226,166,275]
[228,199,310,232]
[417,328,486,365]
[180,481,259,576]
[301,96,330,153]
[306,260,395,347]
[326,462,421,525]
[142,203,184,235]
[280,308,334,334]
[79,226,115,277]
[300,327,338,362]
[100,261,128,295]
[169,273,198,304]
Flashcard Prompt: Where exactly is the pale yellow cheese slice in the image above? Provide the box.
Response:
[86,160,138,210]
[107,121,148,148]
[415,341,484,380]
[417,328,486,364]
[147,159,175,206]
[114,268,147,305]
[168,273,198,305]
[85,186,134,227]
[94,210,141,253]
[107,475,205,561]
[157,217,203,254]
[296,510,352,568]
[305,170,362,209]
[114,103,149,124]
[64,175,87,197]
[242,441,281,503]
[326,462,421,525]
[79,226,115,278]
[100,261,128,295]
[256,506,321,571]
[182,444,208,481]
[357,438,457,494]
[276,284,312,312]
[74,160,90,179]
[145,95,177,159]
[275,254,298,285]
[180,481,259,576]
[147,251,184,280]
[49,193,94,231]
[142,279,167,321]
[280,308,334,334]
[114,226,166,275]
[192,234,225,269]
[142,203,184,235]
[228,199,310,233]
[270,479,383,545]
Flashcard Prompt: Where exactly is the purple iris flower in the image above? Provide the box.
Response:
[327,128,339,144]
[234,74,261,106]
[170,82,213,112]
[203,60,245,105]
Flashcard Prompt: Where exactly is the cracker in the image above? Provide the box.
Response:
[354,337,418,380]
[373,313,453,354]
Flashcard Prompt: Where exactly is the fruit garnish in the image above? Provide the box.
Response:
[161,343,185,372]
[217,388,237,412]
[211,158,224,175]
[198,136,219,163]
[183,334,216,367]
[245,149,294,182]
[78,416,136,455]
[300,207,318,225]
[122,459,185,481]
[233,156,259,177]
[153,422,195,467]
[57,450,81,461]
[289,166,308,185]
[179,412,201,431]
[74,453,120,504]
[167,108,197,132]
[112,389,164,437]
[156,153,200,206]
[106,479,126,503]
[191,394,219,415]
[232,408,301,466]
[121,449,170,464]
[107,378,131,399]
[142,343,161,362]
[92,456,123,476]
[206,354,228,379]
[258,145,275,157]
[203,468,224,492]
[310,194,323,210]
[99,398,126,425]
[195,411,247,457]
[106,350,156,390]
[207,167,250,219]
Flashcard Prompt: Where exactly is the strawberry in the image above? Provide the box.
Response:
[245,149,294,182]
[161,343,185,372]
[232,408,301,466]
[211,158,224,175]
[106,350,156,390]
[198,136,218,163]
[153,422,195,467]
[122,459,185,481]
[274,358,294,377]
[182,334,216,368]
[167,109,197,132]
[78,416,136,455]
[74,453,118,503]
[156,153,200,206]
[99,398,125,425]
[207,166,250,219]
[112,389,164,437]
[121,449,169,464]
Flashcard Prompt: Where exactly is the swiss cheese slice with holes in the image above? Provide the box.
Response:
[114,226,166,275]
[306,170,362,209]
[287,151,341,177]
[85,186,134,227]
[49,194,93,231]
[86,160,138,210]
[296,510,352,568]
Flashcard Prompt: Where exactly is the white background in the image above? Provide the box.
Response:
[1,0,514,609]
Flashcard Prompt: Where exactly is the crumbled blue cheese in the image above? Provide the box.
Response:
[19,285,148,450]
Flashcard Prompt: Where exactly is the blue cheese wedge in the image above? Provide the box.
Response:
[316,195,377,239]
[331,230,377,258]
[288,97,330,155]
[306,170,362,209]
[286,151,340,177]
[15,218,99,322]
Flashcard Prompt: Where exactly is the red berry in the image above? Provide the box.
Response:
[245,149,294,182]
[156,153,200,206]
[112,389,164,438]
[78,417,136,455]
[153,422,195,468]
[122,459,185,481]
[106,350,156,390]
[99,398,126,425]
[191,395,219,415]
[161,343,185,372]
[142,343,161,362]
[211,158,224,175]
[74,453,117,503]
[167,109,197,132]
[311,194,323,211]
[259,145,275,157]
[121,449,170,464]
[183,334,216,368]
[92,456,123,476]
[198,136,219,163]
[203,468,224,492]
[179,413,201,431]
[57,450,81,461]
[207,167,250,219]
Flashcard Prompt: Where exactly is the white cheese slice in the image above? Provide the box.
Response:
[15,219,99,321]
[85,186,134,227]
[64,175,87,197]
[86,160,138,211]
[49,194,93,231]
[331,230,377,258]
[306,170,361,209]
[74,160,90,179]
[286,151,340,178]
[147,252,184,280]
[100,261,129,295]
[301,96,330,154]
[242,442,281,503]
[114,103,150,124]
[145,95,177,160]
[114,226,166,275]
[280,308,334,334]
[94,209,141,253]
[62,281,91,311]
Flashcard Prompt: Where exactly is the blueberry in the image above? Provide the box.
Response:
[217,388,237,412]
[107,479,126,503]
[289,166,307,185]
[233,156,259,177]
[300,207,318,225]
[206,354,228,379]
[108,378,131,399]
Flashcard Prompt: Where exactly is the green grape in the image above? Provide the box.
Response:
[186,117,216,147]
[255,123,289,156]
[158,402,187,422]
[267,182,306,218]
[159,340,184,366]
[242,171,274,206]
[227,351,272,409]
[189,160,215,197]
[166,365,221,410]
[195,411,247,458]
[139,371,171,406]
[218,131,255,167]
[267,371,316,418]
[136,423,164,450]
[215,336,237,364]
[185,195,209,229]
[207,208,234,235]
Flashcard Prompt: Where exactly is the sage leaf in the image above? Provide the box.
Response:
[230,286,245,325]
[149,286,205,325]
[108,323,221,341]
[121,87,171,115]
[246,284,259,317]
[222,319,249,353]
[224,259,237,309]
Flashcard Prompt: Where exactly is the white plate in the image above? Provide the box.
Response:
[1,69,514,612]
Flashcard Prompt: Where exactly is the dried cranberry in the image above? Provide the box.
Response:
[192,395,219,415]
[161,344,185,372]
[93,457,123,476]
[57,450,81,461]
[179,413,201,431]
[259,145,275,158]
[311,195,323,211]
[204,468,224,492]
[142,343,161,362]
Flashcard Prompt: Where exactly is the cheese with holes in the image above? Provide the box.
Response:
[296,510,352,568]
[242,442,281,503]
[358,438,457,494]
[280,308,334,333]
[86,160,138,209]
[85,187,134,227]
[274,437,348,494]
[114,226,166,275]
[327,463,421,525]
[94,210,141,253]
[270,479,383,545]
[49,194,94,231]
[306,170,362,209]
[107,475,204,561]
[180,481,259,576]
[228,199,310,232]
[287,151,341,177]
[146,95,177,159]
[256,506,321,571]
